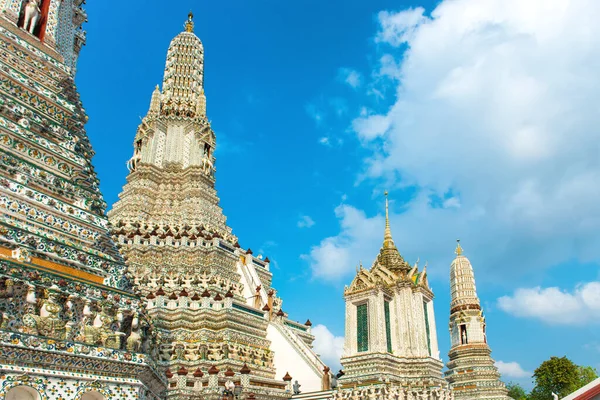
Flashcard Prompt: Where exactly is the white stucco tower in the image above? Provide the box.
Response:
[445,241,509,399]
[335,194,450,399]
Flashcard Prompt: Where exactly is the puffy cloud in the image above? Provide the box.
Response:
[312,324,344,372]
[498,282,600,325]
[297,215,316,229]
[306,204,384,281]
[338,68,362,89]
[495,361,532,379]
[309,0,600,283]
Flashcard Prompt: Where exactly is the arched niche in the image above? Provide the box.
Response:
[5,385,42,400]
[80,391,106,400]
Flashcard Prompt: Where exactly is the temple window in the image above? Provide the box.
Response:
[356,303,369,352]
[460,324,468,344]
[18,0,50,40]
[423,301,432,356]
[384,300,392,353]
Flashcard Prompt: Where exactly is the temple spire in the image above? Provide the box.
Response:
[383,191,394,249]
[185,11,194,33]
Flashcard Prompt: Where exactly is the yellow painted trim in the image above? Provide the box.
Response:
[0,245,104,284]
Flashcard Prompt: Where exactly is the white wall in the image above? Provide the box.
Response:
[267,324,322,393]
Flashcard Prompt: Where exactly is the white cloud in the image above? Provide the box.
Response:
[319,137,331,146]
[376,8,428,46]
[498,282,600,325]
[312,324,344,372]
[338,68,362,89]
[306,204,383,280]
[297,215,316,229]
[495,361,531,379]
[309,0,600,283]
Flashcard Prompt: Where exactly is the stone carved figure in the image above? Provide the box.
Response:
[253,285,262,309]
[148,274,160,288]
[367,387,377,400]
[331,374,338,390]
[201,155,214,175]
[229,344,239,360]
[126,312,143,352]
[174,343,185,360]
[22,288,68,340]
[185,344,201,361]
[83,302,125,349]
[160,343,173,361]
[389,386,402,400]
[22,0,41,34]
[164,274,178,289]
[198,272,210,288]
[207,342,223,361]
[126,142,142,172]
[182,275,194,288]
[293,380,301,395]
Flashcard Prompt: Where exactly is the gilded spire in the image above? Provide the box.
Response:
[455,239,463,256]
[185,11,194,33]
[383,191,394,249]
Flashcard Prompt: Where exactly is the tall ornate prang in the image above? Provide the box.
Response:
[335,193,451,399]
[0,2,164,399]
[109,13,328,399]
[445,241,510,399]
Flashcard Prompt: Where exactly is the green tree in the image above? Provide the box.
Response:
[506,381,528,400]
[578,365,598,387]
[529,356,598,400]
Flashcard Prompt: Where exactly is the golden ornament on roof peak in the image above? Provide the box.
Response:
[185,11,194,33]
[455,239,463,256]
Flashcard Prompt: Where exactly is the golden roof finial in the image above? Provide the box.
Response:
[383,191,394,248]
[455,239,463,256]
[185,11,194,33]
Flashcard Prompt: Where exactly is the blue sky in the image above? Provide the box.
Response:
[77,0,600,389]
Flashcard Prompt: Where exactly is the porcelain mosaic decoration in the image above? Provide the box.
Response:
[0,2,511,399]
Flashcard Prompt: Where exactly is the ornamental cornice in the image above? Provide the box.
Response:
[0,342,165,393]
[0,25,69,74]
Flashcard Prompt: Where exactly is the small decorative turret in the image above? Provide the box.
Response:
[446,240,510,399]
[148,85,161,116]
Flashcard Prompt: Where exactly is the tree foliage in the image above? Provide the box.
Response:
[506,382,527,400]
[578,365,598,387]
[529,356,598,400]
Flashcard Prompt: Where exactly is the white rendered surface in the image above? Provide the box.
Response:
[267,323,322,393]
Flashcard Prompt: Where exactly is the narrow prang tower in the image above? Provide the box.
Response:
[445,241,509,399]
[0,0,164,399]
[337,193,451,399]
[109,13,328,399]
